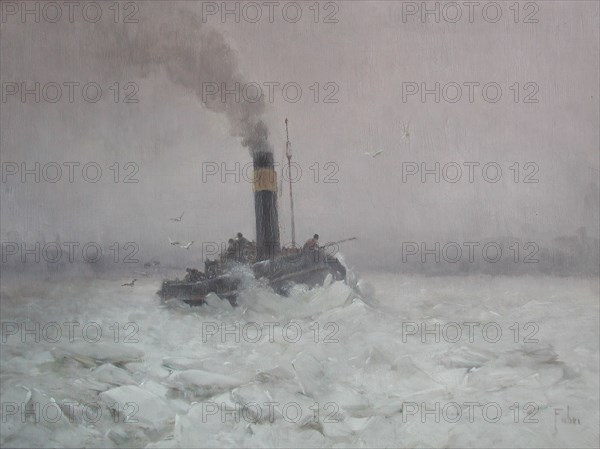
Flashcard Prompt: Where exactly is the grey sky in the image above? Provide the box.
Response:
[1,1,598,270]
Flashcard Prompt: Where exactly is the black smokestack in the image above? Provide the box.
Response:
[250,143,280,261]
[243,120,280,260]
[241,121,281,260]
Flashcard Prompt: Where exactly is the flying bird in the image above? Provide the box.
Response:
[401,121,410,139]
[121,279,137,287]
[170,212,184,222]
[364,150,384,158]
[168,237,180,246]
[401,121,411,151]
[180,241,194,250]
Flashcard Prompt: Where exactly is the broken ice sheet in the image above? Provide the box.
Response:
[89,363,136,387]
[99,385,174,432]
[253,365,295,383]
[164,369,245,400]
[51,341,144,368]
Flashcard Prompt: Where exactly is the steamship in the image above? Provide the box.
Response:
[157,120,348,306]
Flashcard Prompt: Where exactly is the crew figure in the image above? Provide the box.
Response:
[304,234,319,251]
[225,238,237,261]
[236,232,250,262]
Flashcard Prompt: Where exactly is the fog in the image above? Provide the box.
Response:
[1,1,598,273]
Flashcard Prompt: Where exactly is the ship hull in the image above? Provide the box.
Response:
[157,250,346,306]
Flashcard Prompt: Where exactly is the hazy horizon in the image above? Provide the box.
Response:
[1,1,598,271]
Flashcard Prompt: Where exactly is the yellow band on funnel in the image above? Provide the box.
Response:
[253,168,277,192]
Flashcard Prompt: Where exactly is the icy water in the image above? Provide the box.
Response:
[1,273,598,448]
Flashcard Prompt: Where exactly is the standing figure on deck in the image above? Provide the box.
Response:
[304,234,320,251]
[236,232,249,248]
[236,232,250,262]
[225,238,237,262]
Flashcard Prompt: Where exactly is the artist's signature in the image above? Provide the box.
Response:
[553,406,582,433]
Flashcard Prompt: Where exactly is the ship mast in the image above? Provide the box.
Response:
[285,118,296,248]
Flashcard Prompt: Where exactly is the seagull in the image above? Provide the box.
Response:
[401,121,410,139]
[364,149,384,158]
[401,121,411,151]
[168,237,180,246]
[169,212,184,222]
[180,241,194,250]
[122,279,137,287]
